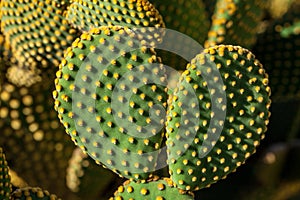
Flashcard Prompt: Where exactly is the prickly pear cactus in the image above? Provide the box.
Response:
[253,1,300,101]
[111,176,194,200]
[53,26,168,181]
[205,0,266,48]
[0,147,11,200]
[166,45,271,190]
[66,0,165,31]
[0,76,76,198]
[0,0,79,78]
[10,187,61,200]
[149,0,209,44]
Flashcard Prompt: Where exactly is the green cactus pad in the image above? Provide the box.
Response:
[66,0,165,30]
[53,26,168,180]
[0,147,12,200]
[253,2,300,101]
[0,77,77,199]
[10,187,61,200]
[149,0,209,44]
[148,0,210,71]
[110,176,194,200]
[166,45,271,191]
[205,0,266,49]
[0,0,79,72]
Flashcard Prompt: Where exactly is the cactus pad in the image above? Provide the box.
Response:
[253,2,300,101]
[149,0,209,43]
[10,187,61,200]
[110,176,194,200]
[66,0,165,31]
[0,0,79,73]
[0,147,12,200]
[53,26,168,180]
[0,78,76,199]
[166,45,271,191]
[205,0,266,48]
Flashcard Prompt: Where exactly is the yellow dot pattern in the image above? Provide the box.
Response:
[111,177,194,199]
[53,26,168,181]
[253,2,300,101]
[166,45,271,191]
[205,0,266,49]
[0,32,12,85]
[0,147,12,199]
[148,0,210,71]
[149,0,209,43]
[0,0,79,73]
[10,187,61,200]
[0,75,76,198]
[66,0,165,30]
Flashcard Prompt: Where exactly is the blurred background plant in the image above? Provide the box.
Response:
[0,0,299,199]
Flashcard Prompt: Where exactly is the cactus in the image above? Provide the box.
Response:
[205,0,266,49]
[110,176,194,200]
[253,1,300,101]
[0,147,11,200]
[147,0,210,71]
[65,0,165,31]
[1,0,300,199]
[0,0,79,83]
[53,26,168,180]
[66,148,121,199]
[10,187,61,200]
[149,0,209,44]
[166,45,271,190]
[0,76,77,198]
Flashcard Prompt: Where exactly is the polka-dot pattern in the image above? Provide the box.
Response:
[148,0,210,71]
[0,147,11,200]
[253,2,300,101]
[0,76,77,199]
[149,0,209,44]
[53,26,168,180]
[110,176,194,200]
[205,0,266,49]
[66,0,165,30]
[10,187,61,200]
[0,32,12,84]
[0,0,79,74]
[166,45,271,191]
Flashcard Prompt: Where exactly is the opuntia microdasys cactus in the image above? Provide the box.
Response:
[0,0,79,80]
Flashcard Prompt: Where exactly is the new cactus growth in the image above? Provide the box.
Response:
[110,176,194,200]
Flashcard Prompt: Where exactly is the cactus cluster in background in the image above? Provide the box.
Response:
[0,0,299,200]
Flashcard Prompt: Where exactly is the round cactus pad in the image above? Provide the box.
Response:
[166,45,271,191]
[111,176,194,200]
[53,26,168,180]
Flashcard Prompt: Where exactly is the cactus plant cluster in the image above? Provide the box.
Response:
[0,0,299,199]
